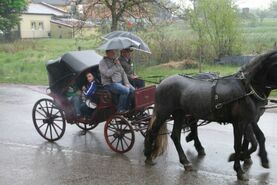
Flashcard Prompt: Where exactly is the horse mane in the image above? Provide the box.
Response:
[239,50,277,84]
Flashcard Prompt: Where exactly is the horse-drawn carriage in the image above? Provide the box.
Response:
[32,50,155,153]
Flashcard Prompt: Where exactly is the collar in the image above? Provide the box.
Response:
[237,71,267,102]
[248,83,267,102]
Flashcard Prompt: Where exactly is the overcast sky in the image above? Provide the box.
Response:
[174,0,272,10]
[237,0,271,9]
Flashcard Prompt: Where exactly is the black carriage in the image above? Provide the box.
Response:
[32,50,155,153]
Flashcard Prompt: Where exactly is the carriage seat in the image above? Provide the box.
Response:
[94,88,115,108]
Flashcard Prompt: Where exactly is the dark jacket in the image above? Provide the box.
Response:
[118,55,133,78]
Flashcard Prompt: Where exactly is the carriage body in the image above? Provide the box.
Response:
[32,50,155,153]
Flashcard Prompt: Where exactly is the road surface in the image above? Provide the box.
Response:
[0,84,277,185]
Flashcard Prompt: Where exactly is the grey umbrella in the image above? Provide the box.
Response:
[98,37,141,51]
[102,31,151,54]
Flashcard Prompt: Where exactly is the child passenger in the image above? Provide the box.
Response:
[81,72,97,117]
[65,84,82,117]
[84,72,97,98]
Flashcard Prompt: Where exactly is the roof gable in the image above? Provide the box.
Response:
[32,0,71,6]
[25,3,67,16]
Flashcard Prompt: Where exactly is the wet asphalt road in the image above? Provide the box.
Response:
[0,84,277,185]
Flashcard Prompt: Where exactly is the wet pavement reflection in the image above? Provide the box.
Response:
[0,84,277,185]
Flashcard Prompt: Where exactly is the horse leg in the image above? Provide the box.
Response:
[171,111,192,171]
[144,113,168,165]
[229,124,257,165]
[186,120,206,156]
[252,122,269,168]
[233,123,248,181]
[242,124,257,166]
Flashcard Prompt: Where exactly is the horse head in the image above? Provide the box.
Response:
[239,50,277,98]
[265,54,277,90]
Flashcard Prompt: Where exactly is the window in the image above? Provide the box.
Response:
[31,21,36,30]
[38,22,44,30]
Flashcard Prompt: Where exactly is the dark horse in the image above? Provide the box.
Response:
[144,50,277,180]
[186,72,258,164]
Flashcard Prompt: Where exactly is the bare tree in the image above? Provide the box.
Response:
[84,0,176,31]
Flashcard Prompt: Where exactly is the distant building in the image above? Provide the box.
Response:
[20,2,95,39]
[242,8,250,14]
[20,3,68,38]
[50,18,96,38]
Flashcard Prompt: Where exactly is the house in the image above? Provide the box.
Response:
[20,3,68,38]
[50,18,96,38]
[20,2,95,39]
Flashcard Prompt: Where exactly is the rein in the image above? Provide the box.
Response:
[159,120,212,135]
[214,90,254,110]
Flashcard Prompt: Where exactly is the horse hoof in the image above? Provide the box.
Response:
[198,149,206,156]
[145,158,156,166]
[228,153,235,162]
[244,158,253,166]
[184,163,193,171]
[237,173,249,181]
[261,162,270,169]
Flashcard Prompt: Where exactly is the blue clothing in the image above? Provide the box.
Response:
[105,82,134,112]
[84,81,97,97]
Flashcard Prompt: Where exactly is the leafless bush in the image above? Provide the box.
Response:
[132,30,196,66]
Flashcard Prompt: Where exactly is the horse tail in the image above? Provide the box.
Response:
[147,111,168,159]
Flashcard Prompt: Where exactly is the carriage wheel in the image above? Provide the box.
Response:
[104,115,135,153]
[139,106,154,137]
[76,122,98,131]
[32,98,66,141]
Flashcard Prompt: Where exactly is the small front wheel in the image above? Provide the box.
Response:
[104,115,135,153]
[76,121,98,131]
[32,98,66,141]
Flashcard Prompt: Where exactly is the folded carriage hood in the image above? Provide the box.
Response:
[46,50,103,93]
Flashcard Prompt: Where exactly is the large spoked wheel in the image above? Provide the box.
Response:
[76,122,98,131]
[104,115,135,153]
[32,98,66,142]
[139,106,154,137]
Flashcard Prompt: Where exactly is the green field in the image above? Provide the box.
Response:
[1,18,277,88]
[0,38,100,84]
[0,38,240,85]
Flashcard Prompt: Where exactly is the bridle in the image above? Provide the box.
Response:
[237,71,268,102]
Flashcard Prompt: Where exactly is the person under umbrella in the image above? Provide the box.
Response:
[99,49,134,113]
[118,48,145,89]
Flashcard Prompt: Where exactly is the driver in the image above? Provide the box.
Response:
[118,48,145,89]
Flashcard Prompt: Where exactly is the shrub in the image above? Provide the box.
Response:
[136,30,196,65]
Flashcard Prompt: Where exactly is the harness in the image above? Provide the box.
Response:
[210,71,269,111]
[180,71,268,112]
